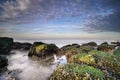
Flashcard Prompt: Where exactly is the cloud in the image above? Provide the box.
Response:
[0,0,30,19]
[0,0,120,36]
[0,0,103,24]
[82,0,120,33]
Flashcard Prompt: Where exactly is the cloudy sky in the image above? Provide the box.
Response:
[0,0,120,40]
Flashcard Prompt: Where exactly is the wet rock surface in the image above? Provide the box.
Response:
[0,37,13,55]
[11,42,32,51]
[28,42,59,59]
[97,42,115,52]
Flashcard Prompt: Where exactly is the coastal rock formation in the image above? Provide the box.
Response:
[0,55,8,72]
[12,42,32,51]
[58,43,97,63]
[50,64,105,80]
[82,42,97,47]
[28,42,59,58]
[50,50,120,80]
[111,41,120,46]
[97,42,115,52]
[0,37,13,55]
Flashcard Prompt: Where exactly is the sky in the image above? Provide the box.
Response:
[0,0,120,40]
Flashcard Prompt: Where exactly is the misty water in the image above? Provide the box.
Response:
[0,50,54,80]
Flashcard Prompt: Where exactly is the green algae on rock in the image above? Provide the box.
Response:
[28,43,59,59]
[49,64,105,80]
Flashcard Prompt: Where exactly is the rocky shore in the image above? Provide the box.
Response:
[49,42,120,80]
[0,37,120,80]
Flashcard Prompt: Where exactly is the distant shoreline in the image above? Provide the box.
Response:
[14,39,119,48]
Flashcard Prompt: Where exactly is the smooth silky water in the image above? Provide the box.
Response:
[0,50,54,80]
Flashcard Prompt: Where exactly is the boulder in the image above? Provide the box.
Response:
[82,42,97,47]
[0,55,8,68]
[111,42,120,46]
[97,42,115,52]
[12,42,32,51]
[61,44,80,50]
[28,42,59,58]
[0,37,13,54]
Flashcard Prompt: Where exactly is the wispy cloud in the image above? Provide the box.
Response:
[0,0,120,40]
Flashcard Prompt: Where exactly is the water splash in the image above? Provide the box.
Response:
[53,54,67,65]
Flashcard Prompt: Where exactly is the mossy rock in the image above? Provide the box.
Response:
[68,53,95,65]
[113,47,120,56]
[92,51,120,78]
[50,64,105,80]
[28,43,59,58]
[97,42,115,52]
[36,44,47,53]
[82,42,97,47]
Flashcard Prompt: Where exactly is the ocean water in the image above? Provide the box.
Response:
[15,39,117,48]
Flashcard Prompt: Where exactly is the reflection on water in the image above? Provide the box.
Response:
[0,50,53,80]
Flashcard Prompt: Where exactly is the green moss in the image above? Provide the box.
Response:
[77,54,95,64]
[68,53,95,65]
[35,45,47,53]
[50,64,105,80]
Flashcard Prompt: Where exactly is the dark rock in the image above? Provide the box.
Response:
[100,42,109,46]
[12,42,32,51]
[61,44,80,50]
[32,42,45,47]
[28,42,59,58]
[111,42,120,46]
[0,55,8,69]
[97,42,115,52]
[0,37,13,55]
[82,42,97,47]
[71,44,80,48]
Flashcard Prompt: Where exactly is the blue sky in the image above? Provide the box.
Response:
[0,0,120,40]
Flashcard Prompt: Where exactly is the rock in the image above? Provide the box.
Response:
[82,42,97,47]
[113,47,120,56]
[111,41,120,46]
[100,42,109,46]
[0,55,8,70]
[32,42,45,47]
[49,64,105,80]
[12,42,32,51]
[0,37,13,55]
[97,42,115,52]
[28,42,59,58]
[60,44,80,51]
